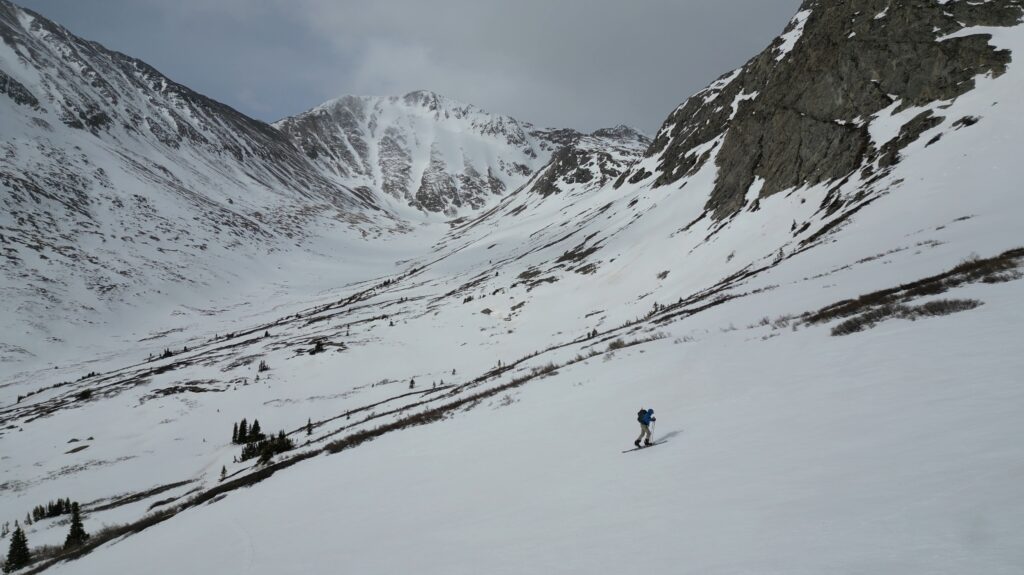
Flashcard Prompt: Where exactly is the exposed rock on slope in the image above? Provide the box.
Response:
[623,0,1023,220]
[0,0,647,362]
[531,130,649,198]
[274,91,646,216]
[0,0,393,354]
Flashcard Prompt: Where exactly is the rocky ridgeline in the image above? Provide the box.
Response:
[0,0,390,354]
[275,91,648,216]
[530,130,650,199]
[0,0,648,352]
[0,2,363,207]
[622,0,1023,219]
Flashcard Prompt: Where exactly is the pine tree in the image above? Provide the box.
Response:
[250,419,262,441]
[63,502,88,550]
[4,523,30,573]
[238,419,248,443]
[306,419,313,436]
[232,422,238,444]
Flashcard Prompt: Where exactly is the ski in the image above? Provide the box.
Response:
[621,442,662,453]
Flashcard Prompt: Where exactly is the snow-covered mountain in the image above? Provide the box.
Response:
[274,90,648,216]
[0,0,413,368]
[2,0,1024,573]
[0,0,645,372]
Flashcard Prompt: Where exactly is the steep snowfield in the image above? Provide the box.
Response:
[2,1,1024,574]
[274,90,648,217]
[0,0,415,376]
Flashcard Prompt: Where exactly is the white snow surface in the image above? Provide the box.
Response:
[0,7,1023,575]
[775,9,813,61]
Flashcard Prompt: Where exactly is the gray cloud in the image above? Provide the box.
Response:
[17,0,800,132]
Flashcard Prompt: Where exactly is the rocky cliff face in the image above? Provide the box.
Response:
[530,129,649,199]
[622,0,1023,220]
[275,91,645,216]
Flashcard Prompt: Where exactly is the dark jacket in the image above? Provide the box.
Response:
[639,409,654,426]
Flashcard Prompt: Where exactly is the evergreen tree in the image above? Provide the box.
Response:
[63,502,88,550]
[240,430,295,464]
[238,419,248,443]
[232,422,238,444]
[4,524,30,573]
[306,419,313,436]
[250,419,262,441]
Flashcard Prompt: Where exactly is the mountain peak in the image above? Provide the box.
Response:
[590,124,647,142]
[400,89,467,111]
[276,91,550,216]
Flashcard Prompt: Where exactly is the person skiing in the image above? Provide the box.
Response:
[635,408,655,447]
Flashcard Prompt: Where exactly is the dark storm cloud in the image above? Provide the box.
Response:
[17,0,800,132]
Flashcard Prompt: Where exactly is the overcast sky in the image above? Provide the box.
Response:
[17,0,800,133]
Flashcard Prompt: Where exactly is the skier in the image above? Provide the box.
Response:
[635,408,656,447]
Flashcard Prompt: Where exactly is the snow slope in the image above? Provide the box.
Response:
[274,90,648,217]
[2,0,1024,573]
[0,0,418,377]
[38,315,1024,574]
[0,0,643,379]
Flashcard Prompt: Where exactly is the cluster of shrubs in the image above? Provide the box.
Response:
[607,339,627,351]
[830,299,982,336]
[796,249,1023,336]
